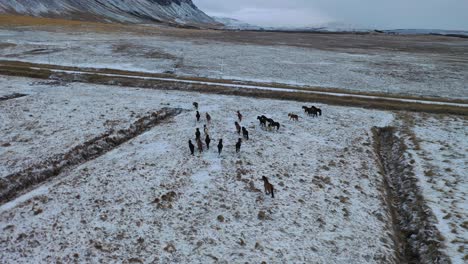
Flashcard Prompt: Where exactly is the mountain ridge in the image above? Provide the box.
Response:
[0,0,217,27]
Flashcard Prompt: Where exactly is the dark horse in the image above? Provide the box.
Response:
[237,111,243,122]
[303,106,322,117]
[242,127,249,140]
[193,102,199,110]
[262,176,274,198]
[217,139,223,155]
[205,134,211,149]
[235,138,242,153]
[312,106,322,116]
[188,139,195,155]
[196,138,203,153]
[268,121,280,130]
[235,121,241,134]
[257,116,267,127]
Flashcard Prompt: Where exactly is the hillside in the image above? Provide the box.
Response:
[0,0,217,26]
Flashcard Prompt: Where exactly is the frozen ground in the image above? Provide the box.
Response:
[0,75,397,263]
[0,27,467,99]
[0,75,164,178]
[397,113,468,264]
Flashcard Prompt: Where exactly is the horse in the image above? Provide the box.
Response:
[235,121,241,134]
[206,113,212,124]
[242,127,249,140]
[269,121,280,130]
[303,107,317,117]
[193,102,199,110]
[262,176,274,198]
[196,138,203,153]
[205,134,211,149]
[235,138,242,153]
[266,118,274,124]
[217,139,223,155]
[237,111,243,122]
[312,106,322,116]
[257,116,267,127]
[188,139,195,155]
[203,124,209,135]
[196,111,201,122]
[288,113,299,121]
[195,128,201,140]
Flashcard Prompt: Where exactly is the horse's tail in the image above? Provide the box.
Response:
[271,186,274,198]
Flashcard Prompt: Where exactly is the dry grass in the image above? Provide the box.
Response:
[2,14,467,55]
[3,59,467,105]
[0,43,16,49]
[112,44,177,60]
[0,14,115,29]
[1,61,467,116]
[0,14,210,36]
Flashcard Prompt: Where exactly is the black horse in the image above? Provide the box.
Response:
[188,139,195,155]
[235,138,242,153]
[242,127,249,140]
[217,139,223,155]
[205,134,211,149]
[312,106,322,116]
[268,121,280,130]
[257,116,267,127]
[303,106,322,117]
[196,111,201,122]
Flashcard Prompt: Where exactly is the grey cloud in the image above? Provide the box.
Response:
[193,0,468,30]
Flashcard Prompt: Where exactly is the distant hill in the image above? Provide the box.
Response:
[0,0,219,27]
[213,16,468,38]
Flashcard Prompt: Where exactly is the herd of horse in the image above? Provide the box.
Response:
[188,102,322,198]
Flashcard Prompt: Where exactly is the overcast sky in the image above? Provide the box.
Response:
[193,0,468,30]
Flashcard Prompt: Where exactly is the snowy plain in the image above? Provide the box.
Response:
[0,28,467,100]
[0,75,397,263]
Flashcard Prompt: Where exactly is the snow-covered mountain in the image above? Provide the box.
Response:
[0,0,218,26]
[212,16,262,30]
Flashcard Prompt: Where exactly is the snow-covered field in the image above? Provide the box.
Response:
[398,113,468,264]
[0,75,164,178]
[1,27,467,99]
[0,75,398,263]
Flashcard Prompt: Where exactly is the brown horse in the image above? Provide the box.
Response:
[262,176,274,198]
[288,113,299,121]
[235,121,241,134]
[237,110,243,122]
[196,138,203,153]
